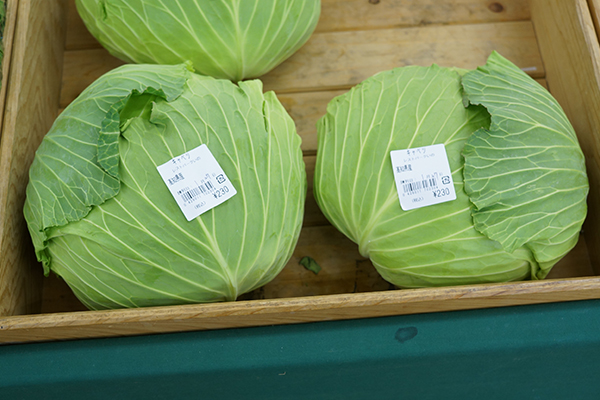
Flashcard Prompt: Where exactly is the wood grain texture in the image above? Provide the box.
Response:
[65,0,96,50]
[0,0,67,317]
[531,0,600,275]
[317,0,531,32]
[261,20,544,93]
[277,89,347,154]
[3,276,600,343]
[0,0,18,139]
[589,0,600,38]
[60,21,544,107]
[302,155,329,227]
[64,0,532,50]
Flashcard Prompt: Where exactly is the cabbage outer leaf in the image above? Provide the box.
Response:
[24,63,191,272]
[462,51,589,272]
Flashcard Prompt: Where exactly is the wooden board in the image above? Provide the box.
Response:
[530,0,600,275]
[5,276,600,343]
[60,20,544,107]
[589,0,600,37]
[0,0,67,317]
[1,0,600,343]
[317,0,531,32]
[64,0,533,50]
[0,0,18,140]
[262,20,544,93]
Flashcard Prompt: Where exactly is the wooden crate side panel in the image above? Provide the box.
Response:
[3,277,600,343]
[0,0,67,316]
[0,0,19,139]
[531,0,600,275]
[589,0,600,37]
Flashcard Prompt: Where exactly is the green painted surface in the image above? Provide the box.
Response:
[1,299,600,399]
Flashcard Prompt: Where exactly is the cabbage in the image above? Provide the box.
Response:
[23,63,306,309]
[313,52,589,288]
[75,0,321,81]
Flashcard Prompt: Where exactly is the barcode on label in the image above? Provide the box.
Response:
[200,181,214,193]
[402,177,437,195]
[178,181,215,203]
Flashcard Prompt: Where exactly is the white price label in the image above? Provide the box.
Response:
[157,144,237,221]
[390,143,456,211]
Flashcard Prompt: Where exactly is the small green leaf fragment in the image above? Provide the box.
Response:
[299,256,321,275]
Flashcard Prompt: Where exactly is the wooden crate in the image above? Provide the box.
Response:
[1,0,600,343]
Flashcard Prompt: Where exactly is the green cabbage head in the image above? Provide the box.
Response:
[24,63,306,309]
[314,52,589,288]
[75,0,321,81]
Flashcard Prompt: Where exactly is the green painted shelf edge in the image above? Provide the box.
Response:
[1,299,600,399]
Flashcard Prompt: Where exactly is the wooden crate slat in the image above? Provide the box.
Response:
[0,0,67,317]
[261,20,544,93]
[318,0,530,32]
[60,20,544,107]
[531,0,600,276]
[0,0,19,136]
[4,275,600,343]
[65,0,532,50]
[588,0,600,39]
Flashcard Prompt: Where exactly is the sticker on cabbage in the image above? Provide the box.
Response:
[157,144,237,221]
[391,144,456,211]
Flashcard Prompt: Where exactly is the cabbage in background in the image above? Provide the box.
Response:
[24,63,306,309]
[313,52,588,288]
[76,0,321,81]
